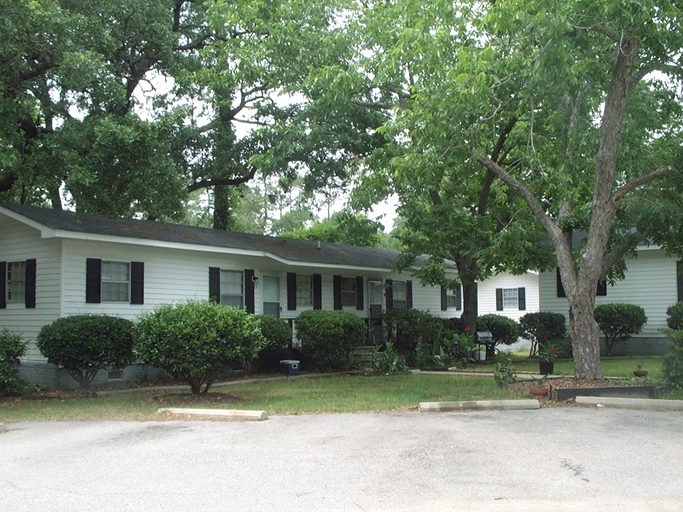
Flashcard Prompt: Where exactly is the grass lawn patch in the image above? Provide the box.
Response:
[0,373,521,422]
[508,355,664,379]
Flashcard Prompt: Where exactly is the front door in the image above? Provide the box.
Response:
[368,280,384,344]
[263,275,280,317]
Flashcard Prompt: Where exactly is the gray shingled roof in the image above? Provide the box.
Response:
[2,203,411,270]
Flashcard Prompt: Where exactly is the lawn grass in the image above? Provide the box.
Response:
[0,373,521,422]
[508,354,664,379]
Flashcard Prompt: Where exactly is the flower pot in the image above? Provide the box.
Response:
[633,370,648,377]
[539,361,554,375]
[530,386,548,397]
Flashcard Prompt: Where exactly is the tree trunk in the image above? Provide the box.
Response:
[567,284,603,380]
[213,186,232,230]
[460,281,478,333]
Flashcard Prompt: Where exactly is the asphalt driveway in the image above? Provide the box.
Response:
[1,407,682,511]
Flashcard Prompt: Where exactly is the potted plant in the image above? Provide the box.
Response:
[529,375,549,397]
[538,343,559,375]
[633,360,648,377]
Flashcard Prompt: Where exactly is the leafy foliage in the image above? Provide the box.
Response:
[382,308,445,366]
[493,352,516,387]
[519,312,567,357]
[661,328,683,389]
[0,329,27,395]
[476,314,520,346]
[134,301,264,394]
[372,342,409,375]
[36,315,135,390]
[253,315,293,372]
[666,302,683,330]
[294,310,366,371]
[594,303,648,356]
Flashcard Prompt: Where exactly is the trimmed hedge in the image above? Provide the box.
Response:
[594,303,647,356]
[135,301,264,394]
[476,314,520,346]
[295,310,366,371]
[666,302,683,330]
[36,314,135,389]
[1,329,27,395]
[383,308,444,365]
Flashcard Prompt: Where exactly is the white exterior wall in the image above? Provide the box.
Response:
[478,272,540,321]
[539,248,679,337]
[0,218,62,361]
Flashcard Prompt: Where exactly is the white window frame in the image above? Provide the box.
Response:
[296,274,313,306]
[6,261,26,303]
[341,277,357,307]
[502,288,518,310]
[392,281,408,309]
[101,261,130,302]
[446,288,460,309]
[220,270,244,308]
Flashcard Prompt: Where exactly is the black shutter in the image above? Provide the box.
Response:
[86,258,102,303]
[245,269,255,314]
[130,262,144,305]
[313,274,322,310]
[597,279,607,296]
[355,276,364,310]
[441,286,447,311]
[209,267,221,303]
[0,261,6,309]
[385,279,393,310]
[455,286,462,311]
[678,261,683,303]
[495,288,503,311]
[556,268,566,298]
[333,275,342,310]
[287,272,297,311]
[518,287,526,311]
[25,259,36,309]
[406,280,413,309]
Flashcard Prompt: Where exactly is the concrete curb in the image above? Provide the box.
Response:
[158,408,268,420]
[575,396,683,411]
[419,399,540,412]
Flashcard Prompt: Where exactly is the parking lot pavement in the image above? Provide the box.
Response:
[1,407,682,511]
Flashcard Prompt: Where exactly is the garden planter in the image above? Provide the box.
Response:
[530,386,548,397]
[539,361,554,375]
[633,370,648,377]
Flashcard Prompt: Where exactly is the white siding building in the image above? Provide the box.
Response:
[539,246,682,355]
[1,204,460,387]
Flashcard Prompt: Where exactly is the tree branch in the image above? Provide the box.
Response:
[186,167,257,193]
[612,166,676,204]
[600,232,647,277]
[478,115,517,216]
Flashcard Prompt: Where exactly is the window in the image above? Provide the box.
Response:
[101,261,130,302]
[341,277,357,307]
[6,261,26,303]
[446,288,461,309]
[392,281,408,309]
[296,274,312,306]
[220,270,244,307]
[502,288,518,309]
[496,287,526,311]
[86,259,143,305]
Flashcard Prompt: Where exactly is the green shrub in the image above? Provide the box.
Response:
[294,310,366,371]
[594,303,648,356]
[439,317,463,334]
[372,342,409,374]
[134,301,264,394]
[253,315,293,372]
[476,314,520,346]
[519,312,566,357]
[0,329,27,395]
[383,308,444,365]
[666,302,683,330]
[36,314,135,390]
[661,328,683,389]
